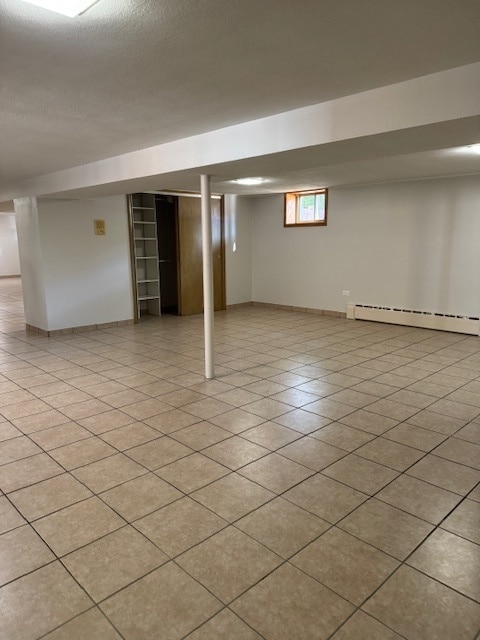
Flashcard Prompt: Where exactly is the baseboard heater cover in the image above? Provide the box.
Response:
[346,303,480,336]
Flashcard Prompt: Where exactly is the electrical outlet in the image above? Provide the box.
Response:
[342,290,350,296]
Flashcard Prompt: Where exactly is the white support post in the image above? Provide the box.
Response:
[200,174,215,379]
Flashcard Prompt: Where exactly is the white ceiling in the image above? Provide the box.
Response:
[0,0,479,205]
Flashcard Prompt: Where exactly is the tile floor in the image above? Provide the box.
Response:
[0,276,479,639]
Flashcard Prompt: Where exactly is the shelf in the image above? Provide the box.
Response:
[132,206,155,211]
[137,279,159,284]
[136,256,157,260]
[138,295,160,301]
[134,237,157,241]
[133,221,156,225]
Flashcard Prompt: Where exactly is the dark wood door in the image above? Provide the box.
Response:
[177,196,225,315]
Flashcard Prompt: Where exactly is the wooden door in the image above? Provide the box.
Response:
[177,196,225,315]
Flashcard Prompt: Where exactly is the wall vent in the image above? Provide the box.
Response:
[346,303,479,336]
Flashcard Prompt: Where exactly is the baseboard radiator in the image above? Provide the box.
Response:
[346,303,480,336]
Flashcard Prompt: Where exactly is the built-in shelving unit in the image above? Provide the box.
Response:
[129,193,160,318]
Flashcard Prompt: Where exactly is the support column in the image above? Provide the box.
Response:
[200,174,215,379]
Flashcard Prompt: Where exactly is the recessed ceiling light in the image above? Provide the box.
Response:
[452,143,480,155]
[231,177,267,186]
[19,0,100,17]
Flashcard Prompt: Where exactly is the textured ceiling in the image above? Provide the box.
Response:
[0,0,479,199]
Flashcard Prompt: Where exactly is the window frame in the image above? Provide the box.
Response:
[284,188,328,228]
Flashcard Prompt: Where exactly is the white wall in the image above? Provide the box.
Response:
[224,194,252,304]
[251,175,480,317]
[0,213,20,276]
[15,195,134,331]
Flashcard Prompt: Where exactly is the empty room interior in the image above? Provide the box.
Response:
[0,1,479,639]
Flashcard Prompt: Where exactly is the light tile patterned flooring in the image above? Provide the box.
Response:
[0,276,479,639]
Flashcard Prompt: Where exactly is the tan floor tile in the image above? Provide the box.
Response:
[177,526,281,603]
[209,408,266,434]
[278,436,346,471]
[243,398,294,420]
[0,562,92,640]
[355,437,424,471]
[121,398,171,420]
[339,498,434,560]
[406,454,480,495]
[331,610,404,639]
[326,389,378,408]
[100,473,182,521]
[100,562,222,640]
[455,421,480,444]
[170,421,230,449]
[0,453,63,493]
[339,409,399,435]
[0,496,26,533]
[203,436,269,470]
[242,379,288,396]
[48,437,116,471]
[407,528,480,601]
[78,409,135,434]
[85,380,130,398]
[45,389,92,408]
[99,422,160,450]
[8,473,92,521]
[191,473,275,522]
[349,380,396,397]
[187,609,262,639]
[101,388,150,408]
[310,421,375,451]
[382,422,447,451]
[72,453,147,493]
[214,388,263,406]
[160,388,207,408]
[0,435,41,465]
[433,437,480,469]
[30,381,75,398]
[29,422,91,450]
[231,563,353,640]
[0,524,55,585]
[274,408,331,433]
[302,398,356,421]
[155,453,229,493]
[292,527,398,605]
[387,389,437,409]
[144,408,201,434]
[236,496,329,558]
[63,525,168,602]
[376,474,462,524]
[1,398,52,420]
[428,398,480,421]
[322,454,399,495]
[269,388,320,408]
[441,498,480,544]
[406,409,467,434]
[363,398,419,421]
[284,474,367,523]
[184,398,237,420]
[135,496,227,556]
[33,496,124,556]
[42,608,122,640]
[240,421,302,450]
[127,437,192,470]
[0,422,22,442]
[363,565,480,640]
[238,452,314,493]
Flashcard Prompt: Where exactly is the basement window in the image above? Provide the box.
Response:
[284,189,328,227]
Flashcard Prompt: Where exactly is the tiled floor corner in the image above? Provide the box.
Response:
[0,277,479,639]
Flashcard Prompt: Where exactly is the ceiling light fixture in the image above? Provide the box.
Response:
[19,0,100,17]
[232,177,267,186]
[452,143,480,155]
